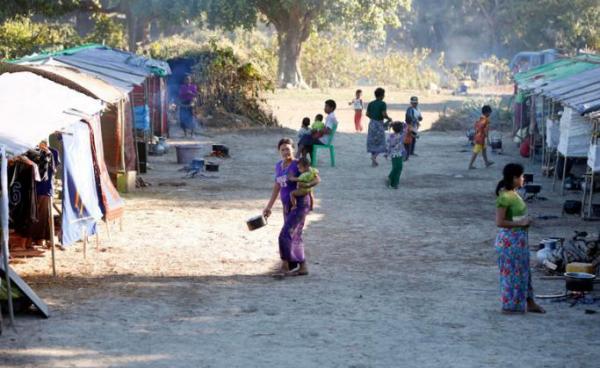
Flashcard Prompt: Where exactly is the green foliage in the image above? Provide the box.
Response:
[145,36,205,60]
[200,0,412,85]
[0,0,94,21]
[84,13,127,49]
[301,31,439,88]
[191,41,278,126]
[402,0,600,60]
[0,17,81,59]
[431,95,512,131]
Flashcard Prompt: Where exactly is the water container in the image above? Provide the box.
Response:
[175,144,203,164]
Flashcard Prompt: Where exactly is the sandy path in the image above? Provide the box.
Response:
[1,90,599,367]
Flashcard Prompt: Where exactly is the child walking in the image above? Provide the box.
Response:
[289,157,319,210]
[349,89,364,132]
[468,105,495,169]
[385,122,407,189]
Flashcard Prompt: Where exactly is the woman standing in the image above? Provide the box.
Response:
[366,88,392,167]
[263,138,319,276]
[178,75,198,137]
[495,163,545,314]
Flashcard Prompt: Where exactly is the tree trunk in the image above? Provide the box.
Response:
[125,11,150,52]
[125,8,137,52]
[277,27,308,88]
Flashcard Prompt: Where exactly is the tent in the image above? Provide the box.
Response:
[14,44,172,137]
[0,71,105,325]
[0,62,137,181]
[0,72,104,153]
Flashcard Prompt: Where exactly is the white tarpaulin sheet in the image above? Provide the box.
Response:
[0,72,104,155]
[558,107,591,157]
[546,118,560,148]
[587,144,600,172]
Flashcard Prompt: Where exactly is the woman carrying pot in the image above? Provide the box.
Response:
[495,163,545,314]
[263,138,320,276]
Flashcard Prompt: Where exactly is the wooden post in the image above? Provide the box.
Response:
[552,151,559,191]
[48,197,57,277]
[561,153,568,196]
[0,146,15,327]
[82,227,87,259]
[105,221,112,242]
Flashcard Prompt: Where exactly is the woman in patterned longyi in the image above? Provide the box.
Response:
[495,163,545,314]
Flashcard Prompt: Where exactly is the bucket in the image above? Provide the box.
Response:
[175,144,203,164]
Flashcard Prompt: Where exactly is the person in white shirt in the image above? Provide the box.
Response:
[349,89,364,132]
[298,99,338,159]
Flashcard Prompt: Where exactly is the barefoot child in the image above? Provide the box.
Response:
[289,158,319,210]
[385,122,407,189]
[468,105,495,169]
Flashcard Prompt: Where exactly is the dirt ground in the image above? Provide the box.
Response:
[1,88,599,367]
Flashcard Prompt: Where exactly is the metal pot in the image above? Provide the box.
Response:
[205,162,219,172]
[247,215,267,231]
[524,184,541,194]
[564,272,595,292]
[563,200,582,215]
[212,144,229,156]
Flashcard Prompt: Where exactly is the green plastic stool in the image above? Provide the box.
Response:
[311,124,337,167]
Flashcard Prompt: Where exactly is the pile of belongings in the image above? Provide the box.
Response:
[544,233,600,272]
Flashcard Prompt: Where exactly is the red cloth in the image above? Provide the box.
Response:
[354,110,363,132]
[520,138,531,157]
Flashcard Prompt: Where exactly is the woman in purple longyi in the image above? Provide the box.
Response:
[263,138,320,276]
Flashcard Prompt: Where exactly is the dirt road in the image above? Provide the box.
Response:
[1,89,599,367]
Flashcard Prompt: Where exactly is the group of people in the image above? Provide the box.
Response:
[262,89,426,277]
[261,87,546,316]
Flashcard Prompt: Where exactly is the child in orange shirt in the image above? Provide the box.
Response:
[468,105,494,169]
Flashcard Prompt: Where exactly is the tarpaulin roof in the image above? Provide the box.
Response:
[535,68,600,114]
[0,72,104,155]
[0,62,124,104]
[514,54,600,92]
[13,44,171,77]
[13,44,171,93]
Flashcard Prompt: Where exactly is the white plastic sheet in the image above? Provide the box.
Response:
[587,144,600,172]
[546,118,560,148]
[0,72,104,155]
[557,107,591,157]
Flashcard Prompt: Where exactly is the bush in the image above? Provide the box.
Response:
[85,13,127,50]
[430,96,513,131]
[0,17,80,59]
[301,31,440,89]
[192,41,278,127]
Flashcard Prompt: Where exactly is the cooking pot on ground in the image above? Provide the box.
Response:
[563,200,582,215]
[564,272,595,292]
[205,162,219,172]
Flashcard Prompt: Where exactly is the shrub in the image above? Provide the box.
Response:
[85,13,127,49]
[192,41,278,127]
[0,17,80,59]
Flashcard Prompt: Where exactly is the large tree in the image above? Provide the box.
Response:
[90,0,202,52]
[202,0,410,88]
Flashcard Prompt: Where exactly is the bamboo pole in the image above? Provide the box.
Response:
[0,146,15,327]
[49,197,57,277]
